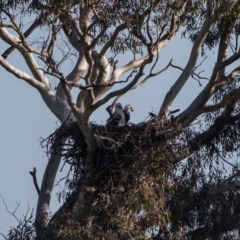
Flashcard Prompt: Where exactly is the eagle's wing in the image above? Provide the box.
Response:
[107,105,125,126]
[107,112,122,126]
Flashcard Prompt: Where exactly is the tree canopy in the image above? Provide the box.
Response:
[1,0,240,239]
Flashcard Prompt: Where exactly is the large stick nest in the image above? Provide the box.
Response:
[44,119,175,183]
[41,111,240,238]
[43,119,178,237]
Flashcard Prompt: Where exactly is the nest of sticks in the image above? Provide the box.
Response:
[42,118,176,236]
[43,118,174,182]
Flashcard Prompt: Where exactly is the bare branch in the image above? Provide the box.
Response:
[0,54,45,90]
[2,13,47,59]
[159,3,222,118]
[112,40,171,83]
[29,167,40,195]
[110,13,179,83]
[55,53,88,98]
[0,193,20,222]
[69,75,137,90]
[132,59,173,89]
[0,233,7,240]
[35,138,66,235]
[0,27,50,86]
[178,28,238,126]
[92,58,150,111]
[171,58,209,85]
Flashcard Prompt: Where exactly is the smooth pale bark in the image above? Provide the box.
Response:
[2,1,240,238]
[159,1,238,119]
[159,15,213,118]
[177,21,237,127]
[35,138,66,234]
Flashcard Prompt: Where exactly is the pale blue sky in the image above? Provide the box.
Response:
[0,31,214,237]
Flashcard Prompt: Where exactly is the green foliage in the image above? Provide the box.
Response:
[3,1,240,239]
[182,0,240,55]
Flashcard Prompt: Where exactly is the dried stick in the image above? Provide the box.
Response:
[29,167,40,195]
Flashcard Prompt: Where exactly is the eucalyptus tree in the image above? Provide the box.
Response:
[2,0,240,239]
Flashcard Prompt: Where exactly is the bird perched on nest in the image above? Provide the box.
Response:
[106,103,134,126]
[107,103,126,126]
[123,104,134,126]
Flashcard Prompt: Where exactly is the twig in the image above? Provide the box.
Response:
[0,193,20,222]
[66,68,138,90]
[29,167,40,195]
[0,233,7,240]
[132,59,173,90]
[170,61,209,86]
[170,109,180,114]
[217,152,238,169]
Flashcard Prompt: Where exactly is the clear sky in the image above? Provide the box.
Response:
[0,30,214,237]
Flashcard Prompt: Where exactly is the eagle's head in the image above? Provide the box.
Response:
[115,102,123,110]
[124,104,134,113]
